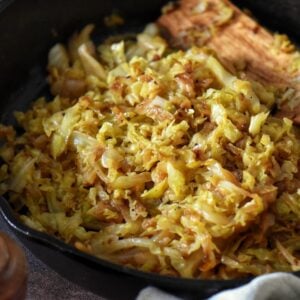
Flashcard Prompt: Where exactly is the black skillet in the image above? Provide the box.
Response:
[1,1,300,299]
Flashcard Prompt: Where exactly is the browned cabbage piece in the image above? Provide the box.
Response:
[157,0,300,123]
[48,24,107,99]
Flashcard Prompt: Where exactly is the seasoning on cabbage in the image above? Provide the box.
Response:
[1,23,300,279]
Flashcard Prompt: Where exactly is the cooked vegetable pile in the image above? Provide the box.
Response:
[1,23,300,279]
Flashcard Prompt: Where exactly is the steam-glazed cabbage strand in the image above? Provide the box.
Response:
[1,23,300,278]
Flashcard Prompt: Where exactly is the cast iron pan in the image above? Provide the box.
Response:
[1,0,300,299]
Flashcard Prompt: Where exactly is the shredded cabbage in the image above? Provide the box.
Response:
[1,23,300,279]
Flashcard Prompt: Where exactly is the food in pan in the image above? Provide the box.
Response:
[159,0,300,124]
[1,0,300,279]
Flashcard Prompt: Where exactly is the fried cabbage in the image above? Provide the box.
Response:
[1,23,300,279]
